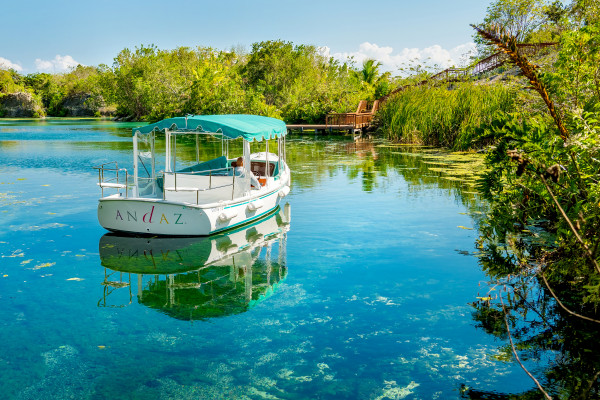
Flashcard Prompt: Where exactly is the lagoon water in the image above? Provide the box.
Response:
[0,119,538,399]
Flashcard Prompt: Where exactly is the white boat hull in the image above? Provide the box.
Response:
[98,182,289,236]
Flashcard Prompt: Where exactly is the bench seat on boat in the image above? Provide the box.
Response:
[178,156,228,174]
[157,156,229,190]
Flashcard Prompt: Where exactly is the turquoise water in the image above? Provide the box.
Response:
[0,120,539,399]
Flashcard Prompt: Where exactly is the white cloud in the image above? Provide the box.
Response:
[326,42,477,75]
[0,57,23,71]
[35,55,82,72]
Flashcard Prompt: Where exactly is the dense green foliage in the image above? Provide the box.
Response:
[1,40,393,122]
[0,69,25,94]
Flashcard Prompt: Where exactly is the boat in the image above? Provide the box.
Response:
[97,204,291,320]
[94,114,291,236]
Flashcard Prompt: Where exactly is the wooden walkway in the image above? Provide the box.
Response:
[286,123,362,135]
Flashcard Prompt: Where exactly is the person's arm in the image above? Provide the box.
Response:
[250,174,261,189]
[235,167,260,188]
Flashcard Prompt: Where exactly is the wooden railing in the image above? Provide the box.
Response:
[326,113,373,128]
[472,42,556,74]
[429,68,471,82]
[325,100,380,129]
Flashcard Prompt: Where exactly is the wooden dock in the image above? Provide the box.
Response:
[287,100,379,134]
[286,124,358,134]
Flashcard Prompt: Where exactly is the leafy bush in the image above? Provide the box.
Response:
[474,23,600,307]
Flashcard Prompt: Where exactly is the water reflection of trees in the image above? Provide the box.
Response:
[465,234,600,398]
[286,136,484,213]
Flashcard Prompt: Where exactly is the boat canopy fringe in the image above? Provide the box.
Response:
[132,114,287,142]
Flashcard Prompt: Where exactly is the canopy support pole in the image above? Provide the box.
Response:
[132,132,139,197]
[243,140,251,175]
[266,140,269,179]
[173,133,177,172]
[165,129,172,172]
[151,132,156,195]
[283,134,286,166]
[278,137,282,175]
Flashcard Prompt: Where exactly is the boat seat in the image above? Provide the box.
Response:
[178,156,228,174]
[156,156,229,191]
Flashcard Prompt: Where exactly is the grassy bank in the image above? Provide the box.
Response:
[375,82,518,150]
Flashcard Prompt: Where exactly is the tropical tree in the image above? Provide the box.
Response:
[98,45,201,121]
[355,59,383,86]
[569,0,600,27]
[243,40,367,123]
[0,69,24,94]
[183,48,278,118]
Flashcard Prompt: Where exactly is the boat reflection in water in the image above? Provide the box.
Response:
[98,203,291,320]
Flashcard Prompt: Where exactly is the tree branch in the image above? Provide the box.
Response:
[539,173,600,274]
[500,293,553,400]
[540,271,600,324]
[583,370,600,399]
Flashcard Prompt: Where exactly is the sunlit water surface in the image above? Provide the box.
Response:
[0,119,540,399]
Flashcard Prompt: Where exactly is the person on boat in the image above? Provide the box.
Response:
[235,157,261,189]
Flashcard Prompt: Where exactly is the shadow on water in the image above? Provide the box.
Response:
[98,205,291,321]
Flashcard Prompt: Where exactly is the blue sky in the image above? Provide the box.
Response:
[0,0,490,74]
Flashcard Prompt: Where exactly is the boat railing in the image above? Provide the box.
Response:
[93,161,129,198]
[162,166,245,203]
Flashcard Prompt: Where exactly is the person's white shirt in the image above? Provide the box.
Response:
[234,166,261,189]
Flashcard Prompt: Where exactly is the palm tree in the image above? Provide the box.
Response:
[354,59,392,98]
[357,59,383,85]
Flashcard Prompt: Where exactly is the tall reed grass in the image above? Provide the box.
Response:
[375,82,517,149]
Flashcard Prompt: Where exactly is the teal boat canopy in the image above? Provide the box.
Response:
[132,114,287,142]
